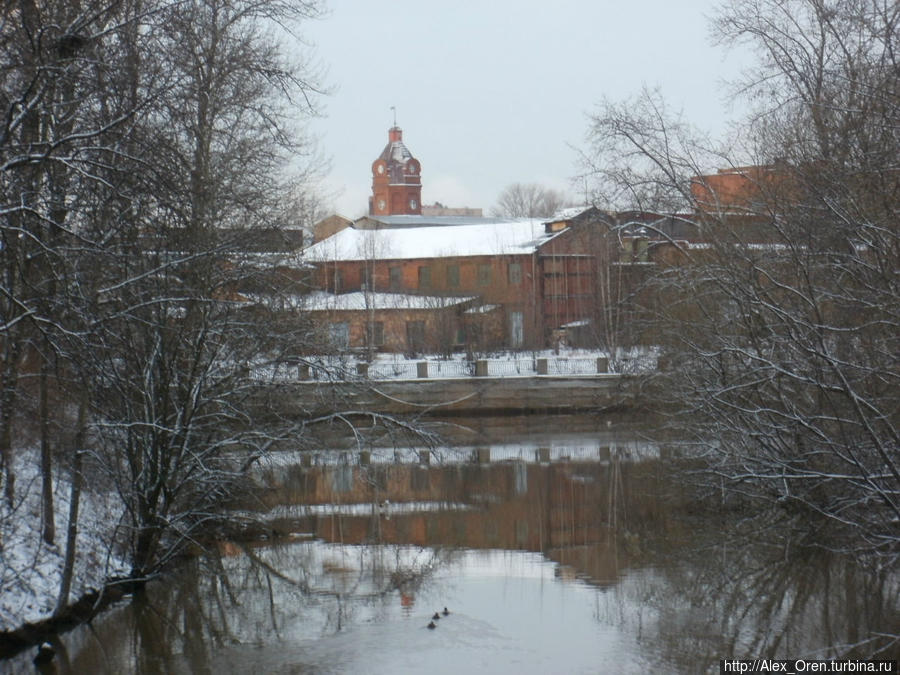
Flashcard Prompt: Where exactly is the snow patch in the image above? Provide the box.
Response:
[0,448,128,632]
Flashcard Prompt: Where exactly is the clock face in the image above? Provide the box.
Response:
[376,164,385,174]
[408,162,416,174]
[409,199,418,210]
[377,199,386,211]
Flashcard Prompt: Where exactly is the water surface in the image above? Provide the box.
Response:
[12,415,899,673]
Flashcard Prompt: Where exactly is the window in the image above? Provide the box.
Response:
[477,263,492,286]
[543,258,563,275]
[418,265,431,289]
[329,322,349,349]
[389,266,402,290]
[361,265,374,290]
[620,238,649,263]
[331,269,344,293]
[447,264,460,288]
[514,462,527,494]
[509,311,524,348]
[406,320,425,352]
[410,466,429,490]
[372,321,384,347]
[466,323,483,347]
[508,262,522,285]
[332,465,353,492]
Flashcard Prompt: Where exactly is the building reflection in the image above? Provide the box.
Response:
[253,449,684,588]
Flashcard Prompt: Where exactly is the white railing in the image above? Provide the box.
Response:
[254,348,658,383]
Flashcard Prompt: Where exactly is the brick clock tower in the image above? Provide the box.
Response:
[369,125,422,216]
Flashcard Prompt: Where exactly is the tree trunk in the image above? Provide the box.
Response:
[55,395,87,615]
[40,349,55,545]
[0,341,20,508]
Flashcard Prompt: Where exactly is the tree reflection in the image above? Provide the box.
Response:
[56,425,899,673]
[630,519,900,668]
[67,539,455,673]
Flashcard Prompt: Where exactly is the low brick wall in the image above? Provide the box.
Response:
[259,374,637,417]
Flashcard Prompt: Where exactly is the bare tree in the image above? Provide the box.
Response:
[78,0,327,577]
[491,182,571,219]
[1,0,329,592]
[583,0,899,561]
[0,0,156,526]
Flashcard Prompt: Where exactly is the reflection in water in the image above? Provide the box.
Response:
[645,535,900,666]
[8,419,899,673]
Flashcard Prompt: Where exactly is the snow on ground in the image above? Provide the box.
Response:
[0,447,128,632]
[253,439,661,470]
[257,346,660,383]
[231,501,474,523]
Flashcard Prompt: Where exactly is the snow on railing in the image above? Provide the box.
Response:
[547,358,601,376]
[487,359,534,377]
[254,438,663,469]
[368,361,418,380]
[252,348,659,383]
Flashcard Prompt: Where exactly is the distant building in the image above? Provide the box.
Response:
[302,290,477,355]
[689,164,794,243]
[313,214,353,244]
[302,211,607,352]
[691,164,788,213]
[300,125,721,355]
[421,203,483,217]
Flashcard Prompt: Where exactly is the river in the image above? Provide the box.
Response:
[11,414,900,673]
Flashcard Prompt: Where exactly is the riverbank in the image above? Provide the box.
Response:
[0,448,129,651]
[260,373,644,418]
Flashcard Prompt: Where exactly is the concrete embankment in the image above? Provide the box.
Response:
[256,374,642,417]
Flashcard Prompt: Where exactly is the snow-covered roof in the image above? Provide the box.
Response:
[302,291,476,312]
[464,304,500,315]
[359,215,518,228]
[303,218,558,262]
[547,206,591,222]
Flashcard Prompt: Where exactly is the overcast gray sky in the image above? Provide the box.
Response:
[306,0,749,218]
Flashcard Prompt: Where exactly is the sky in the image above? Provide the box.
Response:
[303,0,750,218]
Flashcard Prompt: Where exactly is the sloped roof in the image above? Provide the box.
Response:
[379,139,413,165]
[303,218,559,262]
[358,214,516,228]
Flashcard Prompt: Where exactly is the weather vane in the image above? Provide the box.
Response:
[390,105,397,127]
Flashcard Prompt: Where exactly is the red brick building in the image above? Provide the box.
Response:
[691,165,785,212]
[301,126,707,354]
[303,290,477,355]
[303,210,613,352]
[369,126,422,216]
